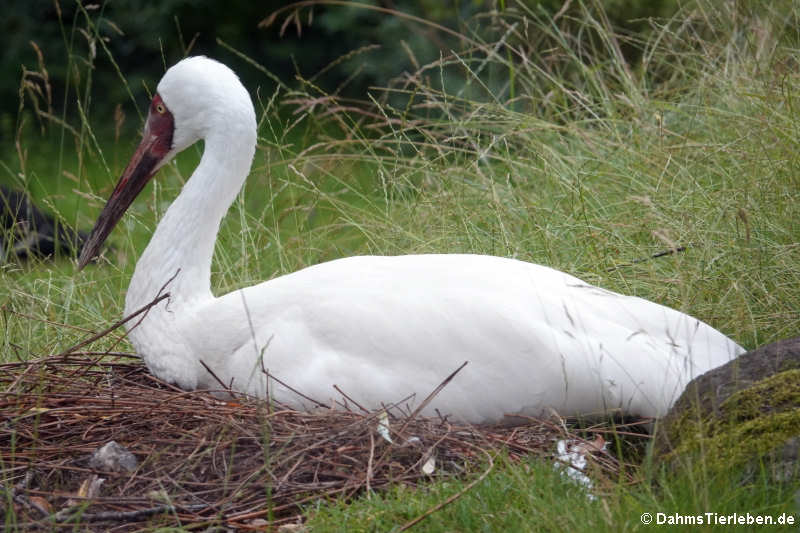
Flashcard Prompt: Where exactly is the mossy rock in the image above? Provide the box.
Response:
[655,337,800,480]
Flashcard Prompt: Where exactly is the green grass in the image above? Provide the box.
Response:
[305,454,799,532]
[2,0,800,530]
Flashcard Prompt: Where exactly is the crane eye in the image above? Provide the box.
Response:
[156,103,166,114]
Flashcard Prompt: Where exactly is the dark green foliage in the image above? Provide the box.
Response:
[2,0,682,140]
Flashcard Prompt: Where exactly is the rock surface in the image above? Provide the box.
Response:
[87,441,138,473]
[655,336,800,480]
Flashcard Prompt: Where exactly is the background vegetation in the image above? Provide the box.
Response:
[1,0,799,530]
[2,0,681,139]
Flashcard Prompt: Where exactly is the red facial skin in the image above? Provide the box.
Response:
[78,94,175,269]
[146,94,174,159]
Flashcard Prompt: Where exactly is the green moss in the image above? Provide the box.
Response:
[662,370,800,476]
[718,370,800,423]
[710,411,800,469]
[778,358,800,373]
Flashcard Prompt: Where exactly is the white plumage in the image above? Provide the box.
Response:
[80,57,744,423]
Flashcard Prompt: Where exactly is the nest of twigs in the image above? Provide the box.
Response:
[0,350,645,531]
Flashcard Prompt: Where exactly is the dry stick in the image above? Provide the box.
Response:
[261,369,330,409]
[605,245,688,272]
[6,341,28,363]
[333,384,371,414]
[396,361,468,437]
[365,430,375,495]
[397,440,495,532]
[103,269,182,355]
[198,359,238,397]
[275,456,304,493]
[6,471,50,519]
[62,351,139,359]
[55,270,180,358]
[4,357,50,394]
[53,503,208,523]
[51,290,169,385]
[579,428,653,439]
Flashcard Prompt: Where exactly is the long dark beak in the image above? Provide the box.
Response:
[77,131,165,270]
[78,95,174,270]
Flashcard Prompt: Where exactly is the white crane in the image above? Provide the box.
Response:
[78,57,743,423]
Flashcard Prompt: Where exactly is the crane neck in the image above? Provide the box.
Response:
[125,125,256,316]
